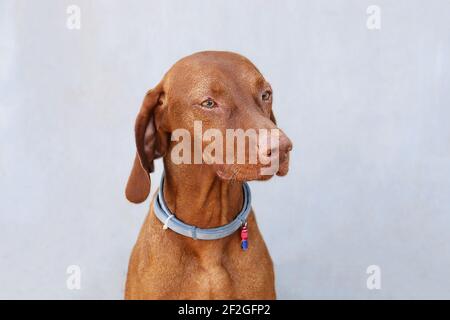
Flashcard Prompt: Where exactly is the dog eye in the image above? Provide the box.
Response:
[262,91,272,101]
[201,98,217,109]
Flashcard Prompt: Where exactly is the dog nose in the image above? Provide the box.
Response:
[279,132,293,154]
[263,131,292,157]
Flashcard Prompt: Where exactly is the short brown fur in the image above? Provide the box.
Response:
[125,51,292,299]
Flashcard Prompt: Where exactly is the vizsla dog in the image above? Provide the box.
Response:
[124,51,292,299]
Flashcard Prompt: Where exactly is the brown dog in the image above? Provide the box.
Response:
[124,51,292,299]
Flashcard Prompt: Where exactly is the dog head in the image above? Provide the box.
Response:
[126,51,292,203]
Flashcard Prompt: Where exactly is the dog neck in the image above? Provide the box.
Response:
[162,160,244,229]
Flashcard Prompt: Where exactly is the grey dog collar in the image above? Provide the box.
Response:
[153,174,252,240]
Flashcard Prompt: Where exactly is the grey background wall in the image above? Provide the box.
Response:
[1,0,449,299]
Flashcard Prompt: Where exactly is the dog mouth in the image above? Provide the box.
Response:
[215,154,290,181]
[275,152,290,177]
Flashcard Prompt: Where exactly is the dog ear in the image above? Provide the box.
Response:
[125,84,168,203]
[125,154,151,203]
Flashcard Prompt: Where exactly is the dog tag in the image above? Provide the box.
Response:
[241,224,248,250]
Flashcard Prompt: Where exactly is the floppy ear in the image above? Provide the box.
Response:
[125,84,168,203]
[125,154,151,203]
